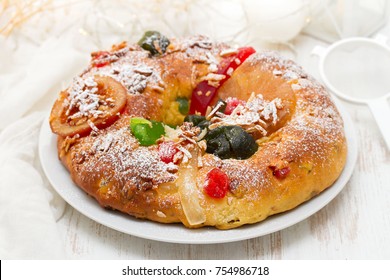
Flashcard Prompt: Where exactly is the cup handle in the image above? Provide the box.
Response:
[367,96,390,151]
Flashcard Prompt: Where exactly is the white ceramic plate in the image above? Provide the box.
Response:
[39,101,357,244]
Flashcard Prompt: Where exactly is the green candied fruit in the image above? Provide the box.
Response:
[176,97,189,115]
[205,125,258,160]
[138,31,170,56]
[130,117,165,146]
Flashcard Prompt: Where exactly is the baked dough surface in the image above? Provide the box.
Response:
[50,35,347,229]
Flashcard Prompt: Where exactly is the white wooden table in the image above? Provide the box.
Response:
[55,23,390,261]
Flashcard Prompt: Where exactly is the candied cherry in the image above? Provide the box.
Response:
[158,141,178,163]
[93,51,110,68]
[203,168,230,199]
[224,97,245,115]
[269,166,291,179]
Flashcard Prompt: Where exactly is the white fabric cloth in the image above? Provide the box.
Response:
[0,31,94,259]
[0,113,65,259]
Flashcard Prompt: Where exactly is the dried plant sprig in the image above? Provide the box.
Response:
[0,0,54,36]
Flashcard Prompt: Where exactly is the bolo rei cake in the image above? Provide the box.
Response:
[49,31,347,229]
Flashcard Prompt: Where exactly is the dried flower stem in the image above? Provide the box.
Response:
[0,0,54,36]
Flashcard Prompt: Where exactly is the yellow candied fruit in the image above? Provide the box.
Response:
[299,162,313,173]
[256,136,270,145]
[160,84,191,126]
[98,178,110,195]
[164,101,185,126]
[98,185,109,195]
[287,79,299,85]
[162,93,189,126]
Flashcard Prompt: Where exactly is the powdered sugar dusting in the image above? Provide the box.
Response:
[91,46,131,67]
[184,35,213,49]
[200,73,226,87]
[210,94,283,136]
[65,76,103,119]
[248,51,307,83]
[88,48,164,96]
[273,111,343,165]
[76,125,177,194]
[261,98,282,125]
[180,35,229,76]
[99,63,161,95]
[222,160,266,193]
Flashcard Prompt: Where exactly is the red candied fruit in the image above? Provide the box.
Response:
[93,51,110,68]
[269,166,291,179]
[158,141,178,163]
[224,97,245,115]
[203,168,230,199]
[189,46,256,115]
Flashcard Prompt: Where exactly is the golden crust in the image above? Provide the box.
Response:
[53,36,347,229]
